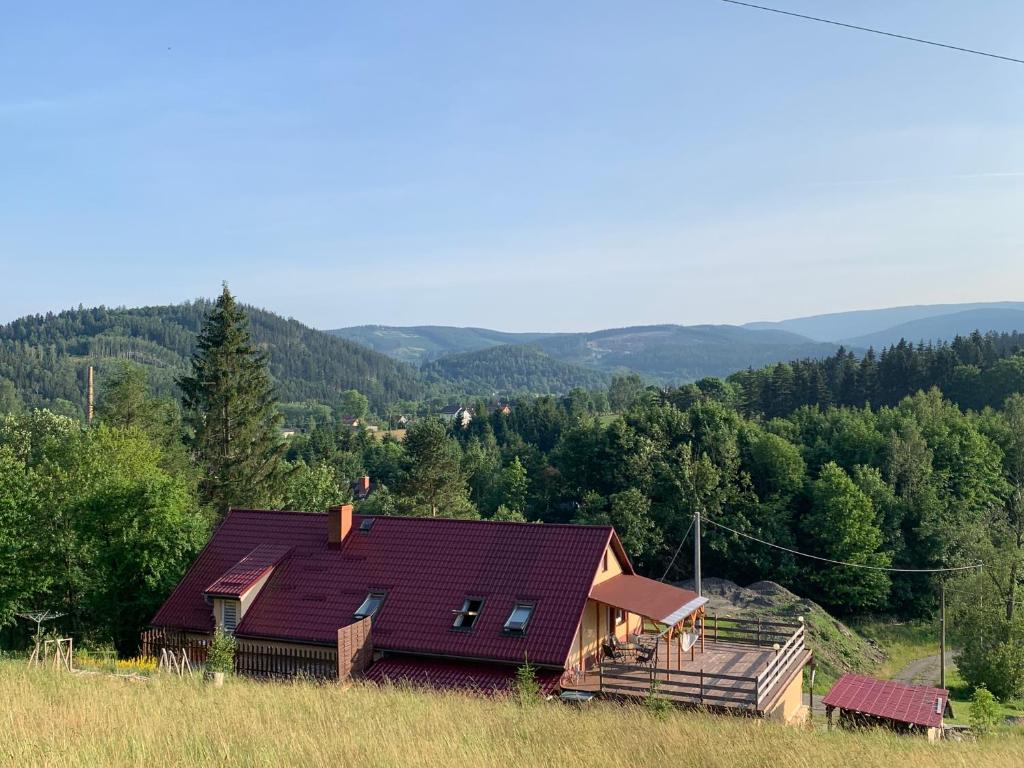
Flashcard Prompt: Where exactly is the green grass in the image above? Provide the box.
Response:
[2,662,1024,767]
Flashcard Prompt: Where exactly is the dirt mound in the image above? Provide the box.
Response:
[675,577,883,681]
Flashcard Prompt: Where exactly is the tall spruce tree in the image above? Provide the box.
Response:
[178,287,286,514]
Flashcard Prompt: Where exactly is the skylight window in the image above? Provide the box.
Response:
[503,602,534,634]
[452,598,484,630]
[359,518,375,532]
[354,590,386,620]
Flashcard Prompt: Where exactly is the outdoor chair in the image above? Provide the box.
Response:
[634,643,657,666]
[602,637,629,662]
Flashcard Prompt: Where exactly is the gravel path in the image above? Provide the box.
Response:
[892,651,956,687]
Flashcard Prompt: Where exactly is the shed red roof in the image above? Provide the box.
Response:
[821,674,949,728]
[204,544,291,597]
[152,510,627,668]
[365,656,562,695]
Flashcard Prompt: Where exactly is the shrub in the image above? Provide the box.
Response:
[956,620,1024,701]
[206,630,236,675]
[644,680,673,719]
[969,686,1000,738]
[514,655,541,704]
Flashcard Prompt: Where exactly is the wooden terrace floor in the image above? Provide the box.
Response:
[565,640,806,712]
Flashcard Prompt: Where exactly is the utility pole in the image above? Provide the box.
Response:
[694,505,702,598]
[86,365,95,424]
[940,579,946,689]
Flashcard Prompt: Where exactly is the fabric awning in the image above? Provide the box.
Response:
[589,574,708,625]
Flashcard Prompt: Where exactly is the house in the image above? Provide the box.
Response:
[822,674,952,740]
[495,403,512,416]
[437,405,472,428]
[340,417,361,430]
[351,475,374,501]
[391,415,409,428]
[279,427,302,439]
[147,506,809,717]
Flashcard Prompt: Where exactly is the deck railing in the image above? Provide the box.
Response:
[598,616,807,713]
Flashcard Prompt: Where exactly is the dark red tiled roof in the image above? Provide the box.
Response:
[365,656,562,695]
[153,510,626,668]
[204,544,291,597]
[821,674,949,728]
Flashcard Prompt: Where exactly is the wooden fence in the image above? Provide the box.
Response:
[704,616,804,648]
[141,630,337,680]
[234,641,337,680]
[600,663,759,709]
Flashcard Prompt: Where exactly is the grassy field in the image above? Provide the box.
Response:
[2,663,1024,768]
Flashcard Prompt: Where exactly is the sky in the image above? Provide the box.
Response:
[2,1,1023,332]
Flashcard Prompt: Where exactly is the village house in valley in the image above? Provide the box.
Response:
[148,505,809,721]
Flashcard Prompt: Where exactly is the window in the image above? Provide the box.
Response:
[221,601,238,634]
[359,518,375,533]
[354,590,386,620]
[614,607,625,626]
[452,598,485,630]
[503,602,534,634]
[602,552,609,572]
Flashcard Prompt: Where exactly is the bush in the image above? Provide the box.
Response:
[956,619,1024,701]
[206,630,236,675]
[644,680,673,719]
[514,656,541,704]
[969,685,1000,737]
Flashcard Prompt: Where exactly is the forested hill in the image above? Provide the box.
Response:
[0,303,424,415]
[334,323,841,383]
[726,331,1024,418]
[328,325,554,365]
[421,344,611,395]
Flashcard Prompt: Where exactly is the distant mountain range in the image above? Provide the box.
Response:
[330,324,841,384]
[4,299,1023,419]
[331,301,1024,387]
[745,301,1024,345]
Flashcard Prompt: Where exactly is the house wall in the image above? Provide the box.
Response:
[765,671,806,725]
[567,542,642,673]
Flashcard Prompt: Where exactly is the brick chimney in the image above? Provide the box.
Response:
[357,476,371,497]
[327,504,353,547]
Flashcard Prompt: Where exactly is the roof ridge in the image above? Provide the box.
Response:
[229,508,615,531]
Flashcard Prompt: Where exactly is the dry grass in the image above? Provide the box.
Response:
[1,662,1023,768]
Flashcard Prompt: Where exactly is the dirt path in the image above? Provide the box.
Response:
[892,651,956,687]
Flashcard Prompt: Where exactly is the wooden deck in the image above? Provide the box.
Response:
[565,618,810,714]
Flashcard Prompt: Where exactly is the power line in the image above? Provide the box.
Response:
[660,516,695,582]
[701,514,983,574]
[717,0,1024,65]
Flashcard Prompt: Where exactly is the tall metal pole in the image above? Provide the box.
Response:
[694,505,702,598]
[940,579,946,689]
[87,365,95,424]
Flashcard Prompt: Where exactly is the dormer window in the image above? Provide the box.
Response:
[354,590,386,620]
[452,598,484,630]
[221,601,239,634]
[503,602,534,635]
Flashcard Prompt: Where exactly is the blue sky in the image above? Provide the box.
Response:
[2,1,1023,331]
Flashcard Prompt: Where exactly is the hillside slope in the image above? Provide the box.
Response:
[746,300,1024,342]
[6,664,1022,768]
[329,325,555,365]
[0,303,424,414]
[422,345,610,395]
[533,325,840,383]
[333,323,840,384]
[843,308,1024,349]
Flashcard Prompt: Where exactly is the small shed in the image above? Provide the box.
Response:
[821,674,952,741]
